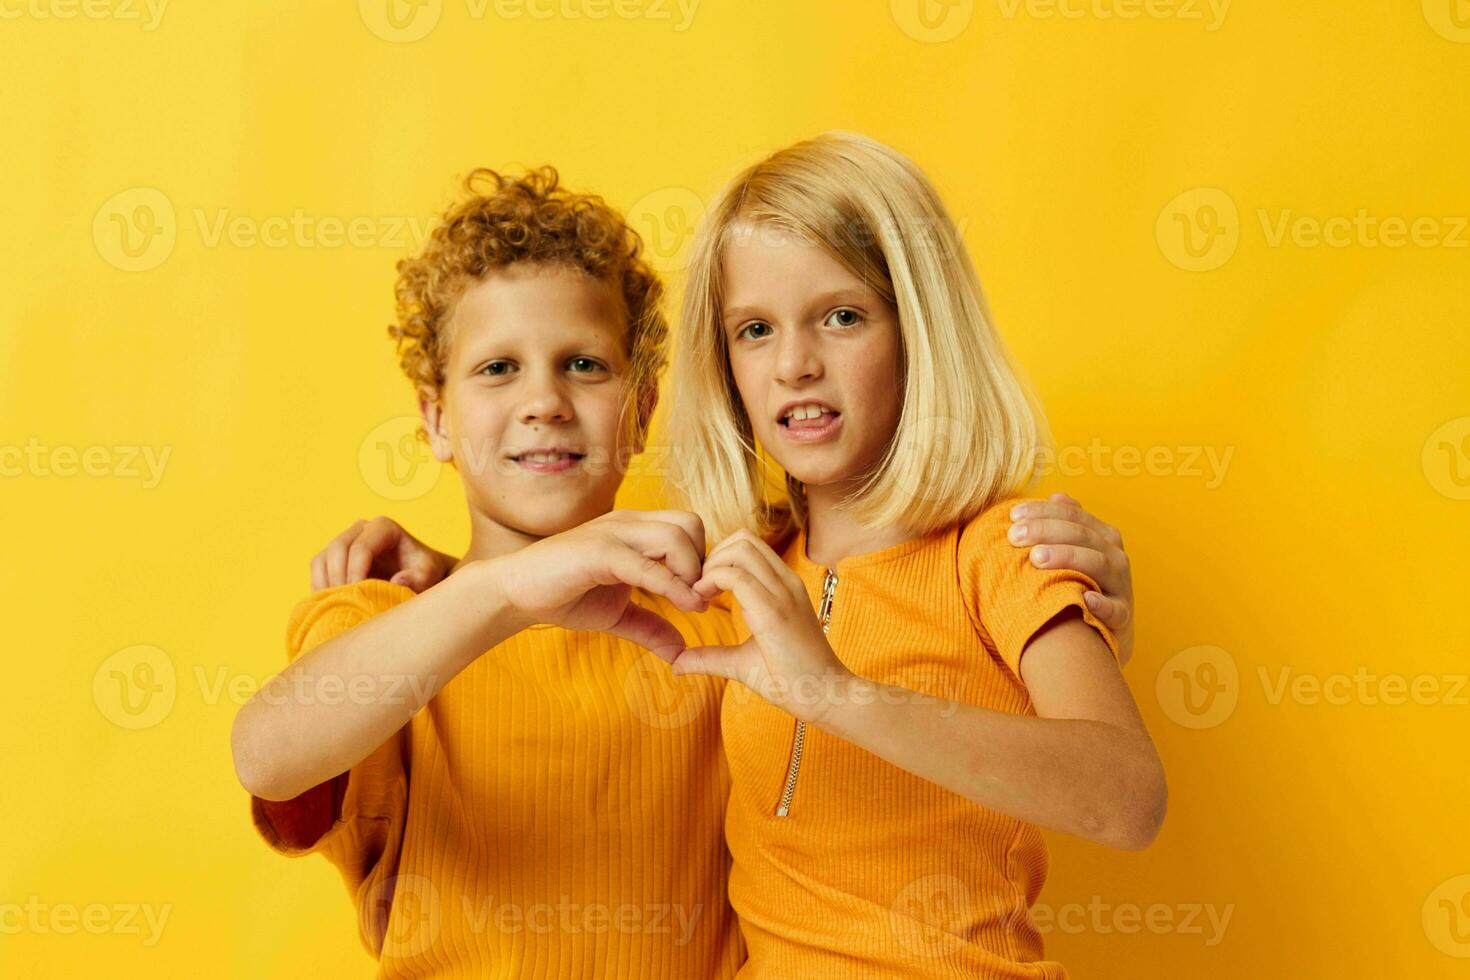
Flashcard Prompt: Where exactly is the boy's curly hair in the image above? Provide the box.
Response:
[390,166,667,440]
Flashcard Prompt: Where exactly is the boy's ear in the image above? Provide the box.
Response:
[417,386,453,463]
[632,383,659,454]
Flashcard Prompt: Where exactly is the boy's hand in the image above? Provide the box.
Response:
[1007,492,1135,665]
[671,530,851,725]
[493,509,712,663]
[310,517,456,593]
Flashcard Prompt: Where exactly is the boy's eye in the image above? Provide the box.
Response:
[737,322,773,340]
[481,360,515,376]
[825,308,862,328]
[568,357,605,373]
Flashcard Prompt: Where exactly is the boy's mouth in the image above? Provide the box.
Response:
[510,448,586,474]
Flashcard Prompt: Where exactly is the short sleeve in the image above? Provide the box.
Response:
[957,499,1120,680]
[248,581,414,887]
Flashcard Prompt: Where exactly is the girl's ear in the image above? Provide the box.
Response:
[418,386,453,463]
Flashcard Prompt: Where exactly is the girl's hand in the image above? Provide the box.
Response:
[1008,492,1136,665]
[310,516,456,593]
[672,530,852,724]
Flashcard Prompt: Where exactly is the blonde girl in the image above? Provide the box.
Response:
[668,132,1166,979]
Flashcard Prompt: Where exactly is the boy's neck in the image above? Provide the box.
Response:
[801,483,920,568]
[452,510,549,573]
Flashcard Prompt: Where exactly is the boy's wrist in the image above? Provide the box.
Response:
[461,556,535,639]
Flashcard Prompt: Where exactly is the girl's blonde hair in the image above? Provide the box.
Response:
[670,131,1046,542]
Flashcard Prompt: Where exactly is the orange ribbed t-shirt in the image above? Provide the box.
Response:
[721,499,1119,979]
[249,579,745,979]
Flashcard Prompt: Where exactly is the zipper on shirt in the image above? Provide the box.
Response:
[775,567,838,817]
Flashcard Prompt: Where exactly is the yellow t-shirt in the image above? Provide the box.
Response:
[249,579,745,979]
[721,499,1119,979]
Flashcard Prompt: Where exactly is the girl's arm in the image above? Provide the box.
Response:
[677,531,1167,852]
[233,511,711,802]
[815,610,1164,850]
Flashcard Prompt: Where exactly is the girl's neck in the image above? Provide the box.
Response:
[801,483,920,568]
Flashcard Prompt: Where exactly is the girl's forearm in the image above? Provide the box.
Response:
[815,677,1167,850]
[231,558,528,802]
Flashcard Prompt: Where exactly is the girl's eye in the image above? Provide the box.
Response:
[568,357,605,373]
[826,308,863,328]
[737,322,773,341]
[481,361,515,376]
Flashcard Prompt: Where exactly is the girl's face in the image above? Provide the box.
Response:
[721,223,904,496]
[423,262,640,538]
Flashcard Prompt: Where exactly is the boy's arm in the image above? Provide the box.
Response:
[1005,492,1136,665]
[232,558,526,802]
[235,509,711,802]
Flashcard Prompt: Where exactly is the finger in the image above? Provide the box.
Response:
[696,539,785,598]
[310,553,326,592]
[1009,517,1106,552]
[324,520,366,587]
[346,518,400,583]
[604,509,707,560]
[1083,590,1132,631]
[707,529,794,585]
[668,643,752,681]
[603,603,688,664]
[601,519,706,586]
[599,543,707,613]
[390,568,433,593]
[1026,543,1109,583]
[1010,496,1113,541]
[694,564,778,620]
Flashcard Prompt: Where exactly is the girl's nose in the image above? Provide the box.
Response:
[773,329,823,385]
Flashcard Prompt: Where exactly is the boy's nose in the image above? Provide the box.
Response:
[516,371,574,423]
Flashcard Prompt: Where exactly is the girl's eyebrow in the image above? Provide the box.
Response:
[723,288,871,324]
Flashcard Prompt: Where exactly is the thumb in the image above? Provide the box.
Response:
[390,570,425,593]
[1083,591,1129,630]
[603,603,688,664]
[668,644,746,681]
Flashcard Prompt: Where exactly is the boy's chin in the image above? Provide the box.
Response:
[494,496,614,539]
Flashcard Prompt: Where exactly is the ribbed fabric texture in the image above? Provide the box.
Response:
[721,497,1119,979]
[249,579,746,979]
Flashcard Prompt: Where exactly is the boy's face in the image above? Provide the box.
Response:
[421,263,642,539]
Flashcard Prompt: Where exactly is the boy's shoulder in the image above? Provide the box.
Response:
[286,580,417,659]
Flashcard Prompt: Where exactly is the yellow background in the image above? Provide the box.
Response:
[3,0,1467,975]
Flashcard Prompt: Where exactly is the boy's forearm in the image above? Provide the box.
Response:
[232,558,527,801]
[817,679,1167,850]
